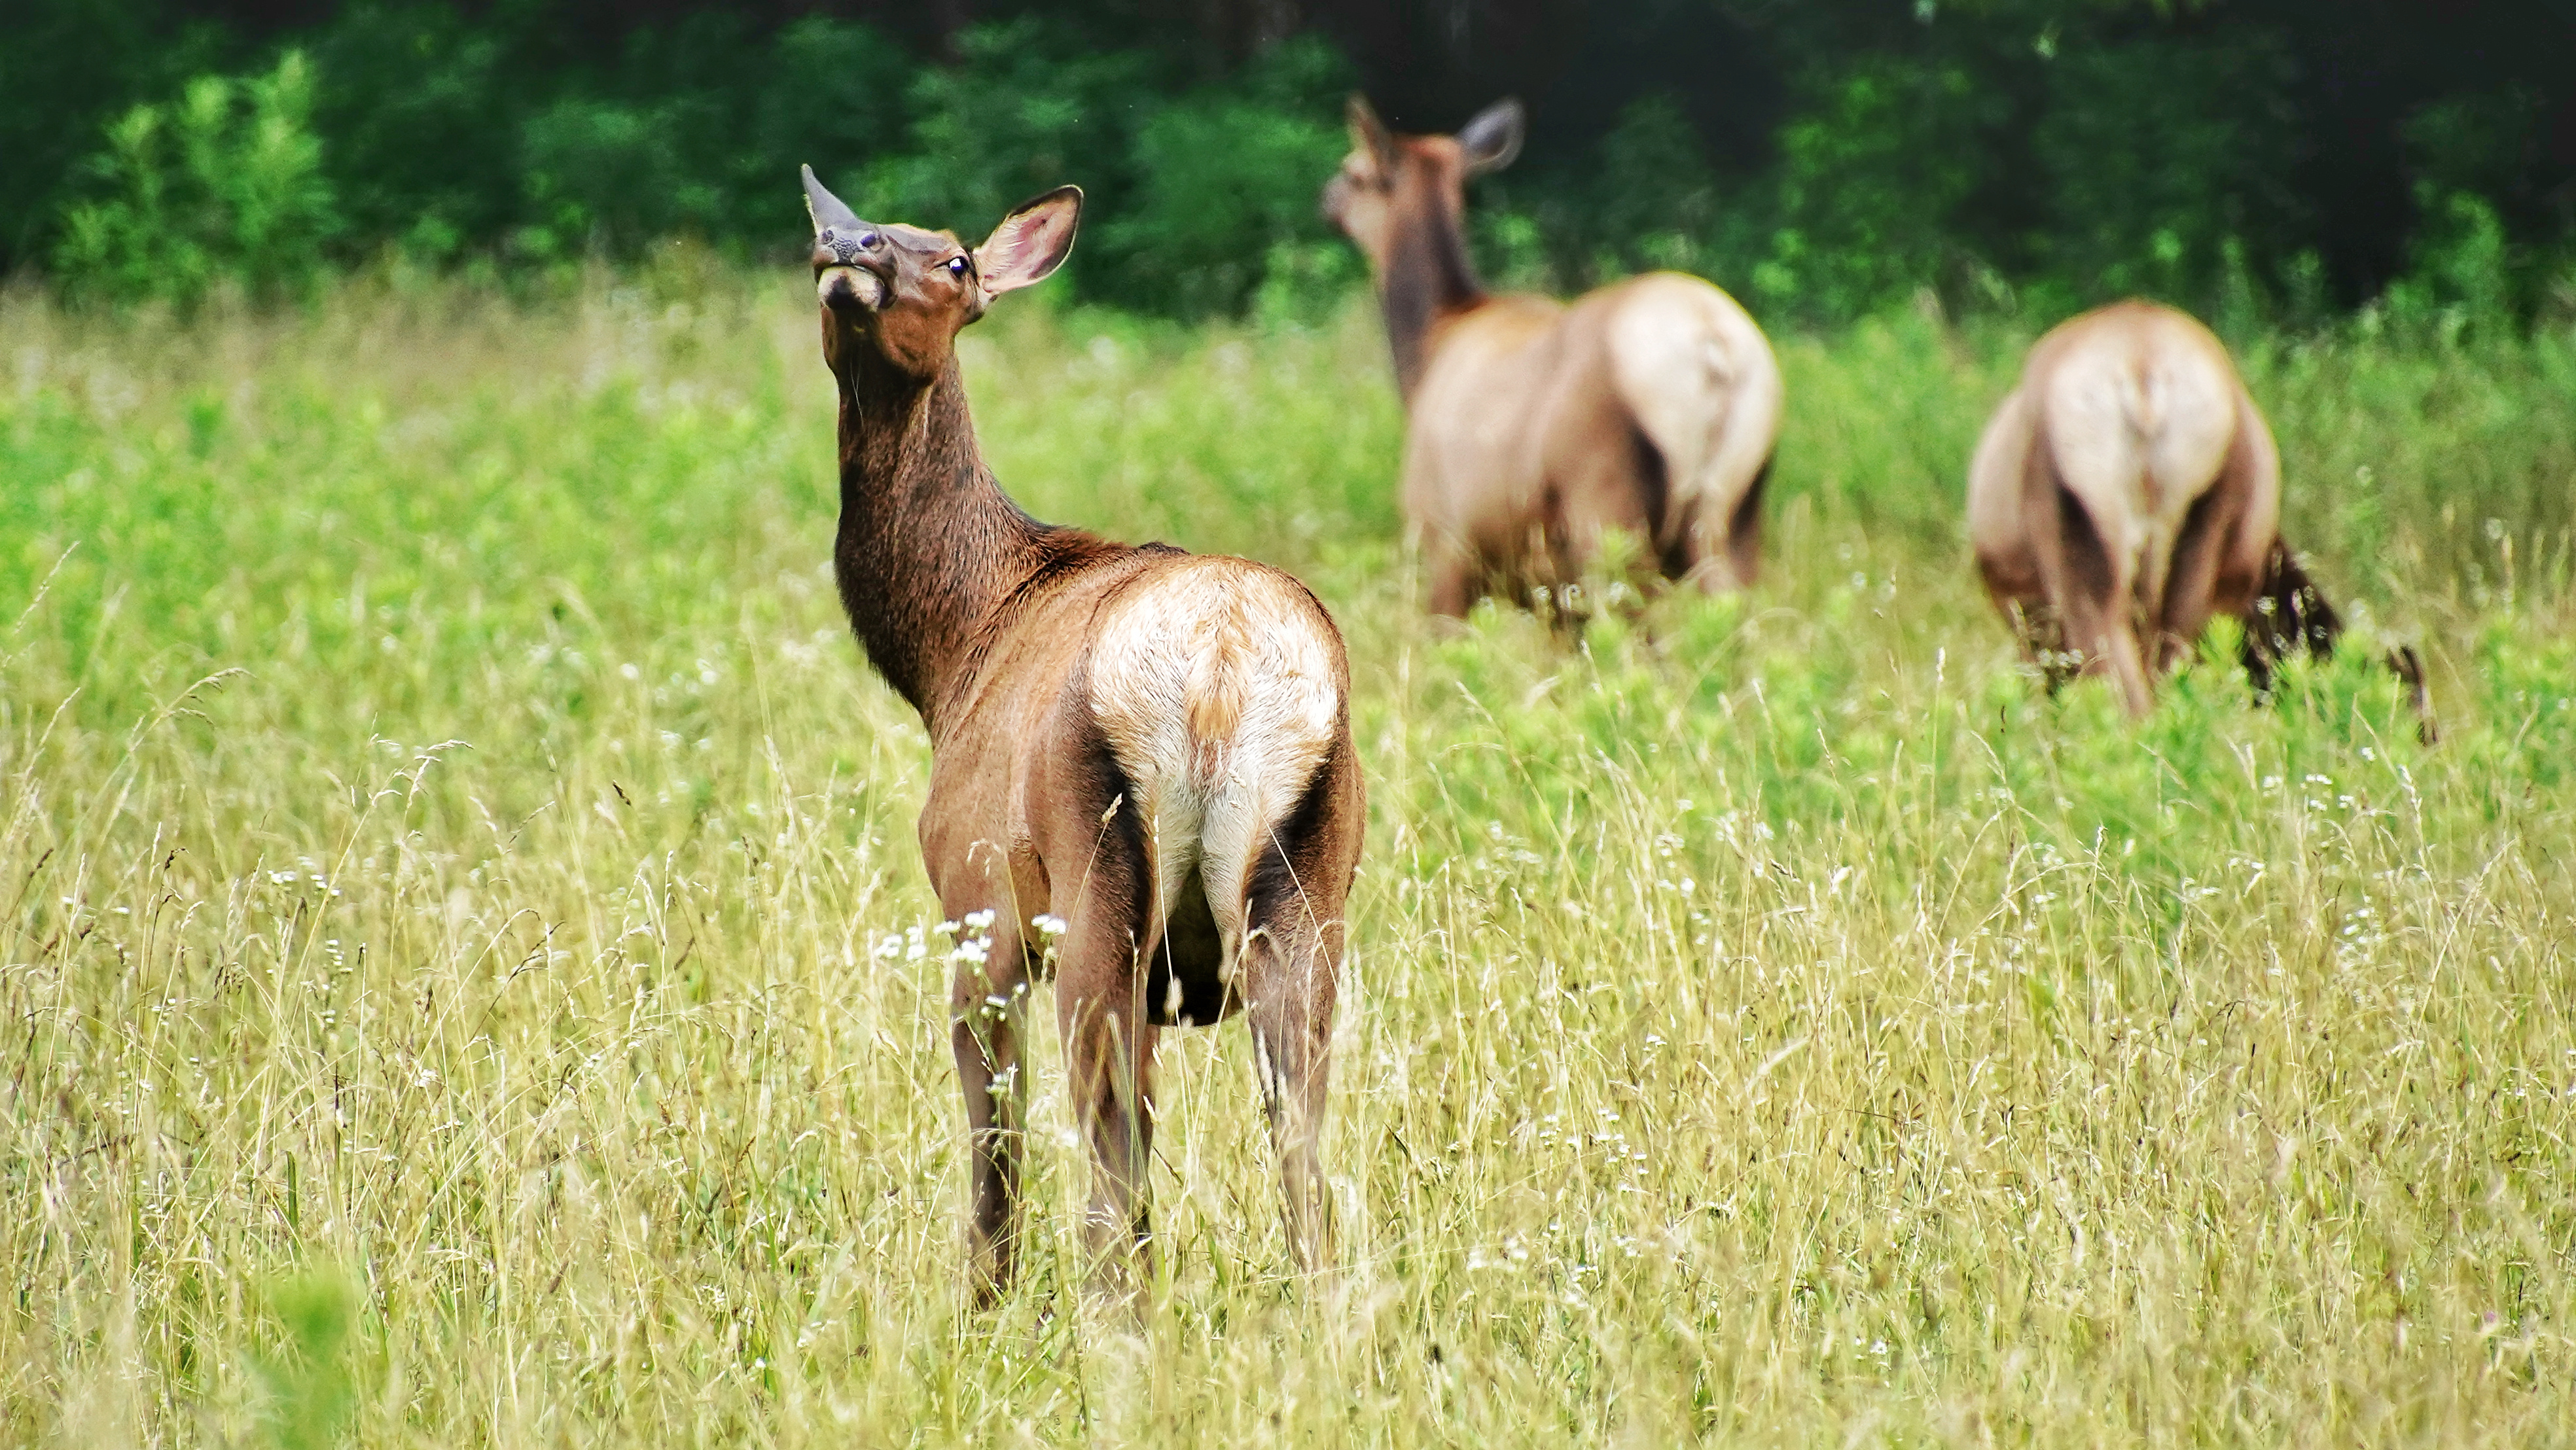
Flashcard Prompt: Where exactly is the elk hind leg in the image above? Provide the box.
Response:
[1230,788,1355,1274]
[1055,887,1162,1300]
[1719,452,1772,592]
[2028,446,2149,716]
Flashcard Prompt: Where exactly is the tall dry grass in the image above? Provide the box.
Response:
[3,272,2573,1445]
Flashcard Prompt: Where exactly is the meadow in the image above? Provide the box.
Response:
[4,266,2574,1447]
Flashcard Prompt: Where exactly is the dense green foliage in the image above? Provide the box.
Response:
[4,274,2573,1443]
[9,0,2572,323]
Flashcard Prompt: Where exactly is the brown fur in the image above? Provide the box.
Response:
[1323,97,1783,619]
[1970,300,2429,727]
[802,168,1365,1303]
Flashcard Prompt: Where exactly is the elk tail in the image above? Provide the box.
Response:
[1187,590,1341,997]
[1609,288,1782,587]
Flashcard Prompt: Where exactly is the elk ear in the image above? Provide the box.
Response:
[1346,94,1399,172]
[976,185,1082,296]
[801,164,861,234]
[1457,98,1524,179]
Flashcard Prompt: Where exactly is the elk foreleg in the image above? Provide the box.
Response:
[2238,541,2343,697]
[949,922,1031,1306]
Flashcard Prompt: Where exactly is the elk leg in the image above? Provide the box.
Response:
[2155,484,2243,680]
[2033,469,2150,717]
[949,927,1031,1306]
[1241,912,1339,1273]
[1056,913,1160,1300]
[1554,473,1656,612]
[2002,598,2078,693]
[2238,541,2342,696]
[1425,547,1480,620]
[1719,452,1772,592]
[1234,764,1357,1274]
[1242,932,1339,1272]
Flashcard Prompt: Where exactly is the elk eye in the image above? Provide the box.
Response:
[947,256,970,278]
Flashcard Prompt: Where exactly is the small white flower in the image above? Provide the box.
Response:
[963,908,996,930]
[1032,913,1068,938]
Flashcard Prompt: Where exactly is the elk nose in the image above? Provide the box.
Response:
[817,226,886,266]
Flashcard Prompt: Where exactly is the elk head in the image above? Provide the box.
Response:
[1320,96,1522,274]
[803,165,1082,380]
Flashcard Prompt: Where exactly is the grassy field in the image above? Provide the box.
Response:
[5,268,2575,1447]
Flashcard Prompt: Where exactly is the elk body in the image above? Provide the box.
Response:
[1973,300,2299,713]
[1323,97,1783,619]
[801,168,1364,1301]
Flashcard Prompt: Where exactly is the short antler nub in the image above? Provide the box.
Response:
[802,164,861,233]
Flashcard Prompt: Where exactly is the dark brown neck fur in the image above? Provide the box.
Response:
[1377,175,1489,402]
[832,344,1056,732]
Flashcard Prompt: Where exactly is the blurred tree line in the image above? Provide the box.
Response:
[9,0,2572,325]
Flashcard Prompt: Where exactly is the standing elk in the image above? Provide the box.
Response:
[1971,299,2428,721]
[1323,97,1783,620]
[800,166,1365,1302]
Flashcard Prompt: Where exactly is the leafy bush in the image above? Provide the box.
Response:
[2028,33,2304,307]
[54,50,336,306]
[14,1,2572,327]
[519,97,698,255]
[2384,188,2514,335]
[861,19,1160,263]
[1749,56,2001,320]
[1105,37,1352,315]
[746,16,921,236]
[306,3,515,259]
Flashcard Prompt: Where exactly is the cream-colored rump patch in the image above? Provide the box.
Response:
[2039,326,2236,615]
[1606,275,1783,563]
[1088,559,1341,976]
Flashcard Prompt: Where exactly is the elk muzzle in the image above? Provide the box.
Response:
[813,223,891,313]
[818,262,886,312]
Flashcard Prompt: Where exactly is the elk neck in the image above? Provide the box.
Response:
[831,346,1046,732]
[1374,185,1489,403]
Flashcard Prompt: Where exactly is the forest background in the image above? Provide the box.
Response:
[11,0,2576,328]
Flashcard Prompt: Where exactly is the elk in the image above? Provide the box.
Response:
[800,166,1365,1302]
[1970,299,2429,721]
[1323,97,1783,620]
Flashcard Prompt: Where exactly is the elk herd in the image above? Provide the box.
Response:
[793,96,2429,1304]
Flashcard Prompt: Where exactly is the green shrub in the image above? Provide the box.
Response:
[54,50,336,306]
[1751,56,2001,320]
[518,97,696,255]
[861,19,1159,266]
[1106,37,1351,315]
[306,3,515,259]
[2385,188,2514,335]
[746,17,921,237]
[2028,33,2304,310]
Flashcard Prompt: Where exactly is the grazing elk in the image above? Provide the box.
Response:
[800,167,1365,1302]
[1970,299,2429,722]
[1323,97,1783,620]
